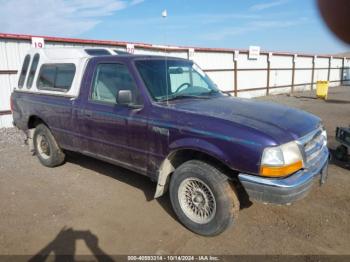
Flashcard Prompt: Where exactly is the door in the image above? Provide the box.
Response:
[77,61,149,174]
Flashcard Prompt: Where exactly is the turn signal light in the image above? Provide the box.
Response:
[260,160,303,177]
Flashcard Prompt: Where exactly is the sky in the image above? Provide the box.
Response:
[0,0,348,54]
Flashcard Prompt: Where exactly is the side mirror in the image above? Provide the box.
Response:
[116,90,142,109]
[117,90,132,105]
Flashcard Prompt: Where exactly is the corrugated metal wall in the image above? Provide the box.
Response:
[0,34,349,127]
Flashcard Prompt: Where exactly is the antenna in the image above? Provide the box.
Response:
[162,9,169,105]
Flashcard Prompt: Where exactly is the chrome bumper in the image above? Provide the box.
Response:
[238,147,329,205]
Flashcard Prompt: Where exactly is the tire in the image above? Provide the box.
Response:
[169,160,240,236]
[33,124,65,167]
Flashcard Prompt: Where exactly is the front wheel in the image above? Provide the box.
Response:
[169,160,240,236]
[33,124,65,167]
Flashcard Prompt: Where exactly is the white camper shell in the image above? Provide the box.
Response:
[15,47,123,97]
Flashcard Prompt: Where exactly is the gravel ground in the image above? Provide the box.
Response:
[0,86,349,257]
[0,128,25,146]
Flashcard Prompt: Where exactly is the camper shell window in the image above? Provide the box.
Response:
[37,63,76,92]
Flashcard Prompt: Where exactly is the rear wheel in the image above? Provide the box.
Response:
[169,160,240,236]
[33,124,65,167]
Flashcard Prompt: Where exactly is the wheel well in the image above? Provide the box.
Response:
[28,116,45,129]
[169,149,237,178]
[154,148,239,198]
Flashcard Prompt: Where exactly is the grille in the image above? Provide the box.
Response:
[298,128,326,168]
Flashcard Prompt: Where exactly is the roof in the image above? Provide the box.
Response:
[25,47,127,60]
[25,47,187,61]
[92,54,190,62]
[0,32,347,59]
[27,47,93,59]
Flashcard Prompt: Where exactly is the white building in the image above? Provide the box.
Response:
[1,33,349,127]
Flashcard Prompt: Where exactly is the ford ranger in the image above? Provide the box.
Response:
[11,48,329,236]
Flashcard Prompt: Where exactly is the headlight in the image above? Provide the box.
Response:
[260,141,303,177]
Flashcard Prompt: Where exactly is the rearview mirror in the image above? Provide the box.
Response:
[168,67,184,74]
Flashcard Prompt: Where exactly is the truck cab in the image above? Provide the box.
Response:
[11,48,329,236]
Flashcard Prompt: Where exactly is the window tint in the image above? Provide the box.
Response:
[26,54,40,89]
[91,63,141,104]
[37,64,75,91]
[55,64,76,89]
[38,65,56,88]
[18,55,31,88]
[85,49,110,56]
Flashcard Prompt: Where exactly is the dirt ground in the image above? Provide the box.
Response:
[0,86,349,257]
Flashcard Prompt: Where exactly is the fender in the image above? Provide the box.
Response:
[154,138,232,198]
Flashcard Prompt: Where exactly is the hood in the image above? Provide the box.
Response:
[169,96,321,143]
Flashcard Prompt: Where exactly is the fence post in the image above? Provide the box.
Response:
[234,60,238,96]
[341,57,345,85]
[311,56,316,90]
[327,56,331,81]
[291,54,296,93]
[266,53,271,96]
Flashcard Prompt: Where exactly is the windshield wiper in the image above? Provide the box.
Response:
[198,90,220,96]
[158,94,211,102]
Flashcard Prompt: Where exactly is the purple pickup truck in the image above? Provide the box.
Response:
[11,48,329,236]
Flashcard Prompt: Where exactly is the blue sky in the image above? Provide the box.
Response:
[0,0,348,54]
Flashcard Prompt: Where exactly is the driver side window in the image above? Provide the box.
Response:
[91,63,141,105]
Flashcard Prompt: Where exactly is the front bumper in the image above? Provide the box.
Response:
[238,147,329,205]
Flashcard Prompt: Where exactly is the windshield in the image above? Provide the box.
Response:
[135,59,221,101]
